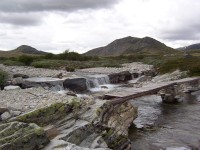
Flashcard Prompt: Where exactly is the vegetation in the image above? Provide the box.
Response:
[0,70,8,87]
[0,49,200,76]
[18,55,34,65]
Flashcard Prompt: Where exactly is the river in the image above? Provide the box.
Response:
[129,91,200,150]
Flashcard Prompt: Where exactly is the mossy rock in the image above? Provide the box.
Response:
[101,129,130,150]
[16,101,81,126]
[0,121,49,150]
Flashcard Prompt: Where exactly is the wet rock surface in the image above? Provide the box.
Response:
[63,78,88,93]
[108,71,132,84]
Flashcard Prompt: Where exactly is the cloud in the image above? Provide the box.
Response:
[0,0,120,26]
[0,12,43,26]
[1,0,200,52]
[0,0,120,13]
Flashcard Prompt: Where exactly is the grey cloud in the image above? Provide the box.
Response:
[0,0,119,26]
[160,22,200,41]
[0,13,42,26]
[0,0,120,13]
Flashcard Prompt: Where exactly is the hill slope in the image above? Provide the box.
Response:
[11,45,48,55]
[0,45,48,58]
[85,36,177,56]
[178,43,200,51]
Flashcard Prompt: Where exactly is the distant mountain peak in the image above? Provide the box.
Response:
[178,43,200,51]
[85,36,177,56]
[12,45,48,55]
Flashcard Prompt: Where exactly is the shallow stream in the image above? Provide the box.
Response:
[129,91,200,150]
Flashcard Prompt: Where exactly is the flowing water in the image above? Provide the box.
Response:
[129,91,200,150]
[86,75,120,92]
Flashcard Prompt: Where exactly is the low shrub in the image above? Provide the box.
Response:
[18,55,34,66]
[0,70,8,87]
[3,60,24,66]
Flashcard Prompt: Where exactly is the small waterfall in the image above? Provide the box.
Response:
[86,75,110,89]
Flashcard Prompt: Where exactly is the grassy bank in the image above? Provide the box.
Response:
[0,51,200,76]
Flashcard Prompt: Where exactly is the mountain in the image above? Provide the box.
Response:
[85,36,177,56]
[178,43,200,51]
[11,45,48,55]
[0,45,48,57]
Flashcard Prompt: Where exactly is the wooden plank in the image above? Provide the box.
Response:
[105,77,200,105]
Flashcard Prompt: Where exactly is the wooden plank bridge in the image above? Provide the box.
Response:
[105,77,200,105]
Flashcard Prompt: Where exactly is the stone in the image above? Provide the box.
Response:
[0,121,49,150]
[4,85,21,91]
[132,72,139,78]
[0,108,9,115]
[63,78,88,93]
[1,111,11,120]
[96,102,138,149]
[52,73,63,79]
[101,86,108,89]
[11,77,24,85]
[16,100,81,126]
[13,73,29,79]
[108,71,132,84]
[10,110,22,117]
[67,91,77,97]
[135,75,152,83]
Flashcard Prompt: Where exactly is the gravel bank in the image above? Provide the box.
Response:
[77,62,154,74]
[0,87,75,113]
[0,64,68,77]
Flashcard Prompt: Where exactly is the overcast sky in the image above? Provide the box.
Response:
[0,0,200,54]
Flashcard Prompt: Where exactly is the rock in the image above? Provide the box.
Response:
[10,110,22,117]
[132,72,139,78]
[16,100,81,126]
[52,73,63,79]
[63,78,88,93]
[1,111,11,120]
[0,121,49,150]
[11,77,24,85]
[101,86,108,89]
[13,73,29,79]
[23,77,65,90]
[0,108,9,115]
[99,102,138,136]
[108,71,132,84]
[135,75,152,83]
[4,85,21,91]
[67,91,77,97]
[96,102,138,149]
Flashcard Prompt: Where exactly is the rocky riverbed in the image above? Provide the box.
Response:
[0,63,199,150]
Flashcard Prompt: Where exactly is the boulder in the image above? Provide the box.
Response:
[97,102,138,149]
[108,71,132,84]
[63,78,88,93]
[4,85,21,91]
[13,74,29,79]
[0,121,49,150]
[1,111,11,121]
